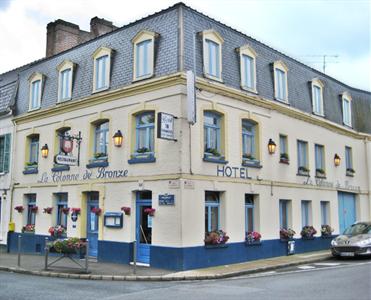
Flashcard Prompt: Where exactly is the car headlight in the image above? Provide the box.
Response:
[331,239,338,246]
[359,238,371,246]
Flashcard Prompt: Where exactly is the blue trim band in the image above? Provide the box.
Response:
[51,165,70,172]
[86,161,109,169]
[128,156,156,164]
[23,168,38,175]
[203,157,228,164]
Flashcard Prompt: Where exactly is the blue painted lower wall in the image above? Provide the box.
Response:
[7,232,334,271]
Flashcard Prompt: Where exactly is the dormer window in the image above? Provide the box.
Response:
[273,61,288,103]
[341,92,352,127]
[201,30,224,82]
[28,73,44,111]
[132,30,158,81]
[92,47,113,93]
[238,45,257,93]
[311,79,324,116]
[57,60,75,102]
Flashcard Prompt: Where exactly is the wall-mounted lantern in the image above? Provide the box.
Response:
[334,154,341,166]
[268,139,276,154]
[113,130,123,147]
[41,144,49,158]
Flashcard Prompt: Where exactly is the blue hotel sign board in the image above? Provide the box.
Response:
[159,194,175,206]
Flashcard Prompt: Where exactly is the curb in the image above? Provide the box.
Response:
[0,254,332,281]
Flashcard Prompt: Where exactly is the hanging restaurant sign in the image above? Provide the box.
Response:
[54,132,82,166]
[157,112,177,141]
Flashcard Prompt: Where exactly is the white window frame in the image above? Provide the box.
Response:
[311,78,324,116]
[201,30,224,82]
[273,61,289,103]
[341,92,352,127]
[28,72,44,111]
[132,30,158,81]
[57,60,75,102]
[238,45,257,93]
[92,46,113,93]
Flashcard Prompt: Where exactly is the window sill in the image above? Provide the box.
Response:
[297,170,310,177]
[241,86,258,94]
[279,159,290,165]
[204,73,224,84]
[132,74,154,83]
[28,107,41,113]
[274,97,289,105]
[52,165,70,172]
[204,244,228,249]
[301,236,315,240]
[92,86,109,94]
[315,174,326,179]
[57,98,72,104]
[86,161,109,169]
[242,159,262,168]
[346,172,355,177]
[312,112,325,118]
[321,234,334,239]
[128,155,156,164]
[203,155,228,164]
[23,167,38,175]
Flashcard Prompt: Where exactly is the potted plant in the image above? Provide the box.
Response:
[243,153,255,160]
[280,228,296,241]
[91,207,102,216]
[298,166,310,176]
[321,225,334,237]
[300,226,317,239]
[280,153,289,164]
[43,207,53,214]
[47,237,87,255]
[14,205,24,213]
[31,206,39,213]
[144,208,156,216]
[245,231,262,245]
[205,148,221,157]
[121,206,131,215]
[48,225,66,238]
[62,207,70,215]
[132,147,152,159]
[204,230,230,247]
[25,161,38,169]
[71,208,81,215]
[22,224,35,233]
[316,168,326,178]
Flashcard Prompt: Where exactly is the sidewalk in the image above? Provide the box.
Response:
[0,247,332,281]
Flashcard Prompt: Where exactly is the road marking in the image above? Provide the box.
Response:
[297,265,316,270]
[314,263,341,267]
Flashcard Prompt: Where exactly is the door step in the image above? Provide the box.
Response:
[130,262,150,267]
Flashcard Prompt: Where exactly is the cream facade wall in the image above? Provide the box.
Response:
[0,114,13,245]
[11,75,371,250]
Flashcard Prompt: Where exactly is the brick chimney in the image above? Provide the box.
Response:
[90,17,117,38]
[46,17,117,57]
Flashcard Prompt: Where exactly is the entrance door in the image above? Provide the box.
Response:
[87,193,99,257]
[338,192,356,233]
[136,191,152,264]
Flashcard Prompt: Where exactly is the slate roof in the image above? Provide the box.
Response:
[1,2,370,133]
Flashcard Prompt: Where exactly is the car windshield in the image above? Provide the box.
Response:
[343,223,371,236]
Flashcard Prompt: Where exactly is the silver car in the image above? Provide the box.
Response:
[331,222,371,257]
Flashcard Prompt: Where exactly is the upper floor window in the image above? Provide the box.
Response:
[57,60,75,102]
[315,144,325,177]
[204,111,224,160]
[92,47,112,92]
[311,79,324,116]
[279,134,289,163]
[132,30,158,81]
[202,30,224,82]
[345,146,355,176]
[273,61,288,103]
[205,191,220,233]
[342,92,352,127]
[28,135,39,166]
[28,73,44,111]
[297,140,309,175]
[0,134,11,173]
[135,111,155,156]
[94,121,109,160]
[239,45,257,92]
[242,119,260,166]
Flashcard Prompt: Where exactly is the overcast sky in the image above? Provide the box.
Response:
[0,0,370,91]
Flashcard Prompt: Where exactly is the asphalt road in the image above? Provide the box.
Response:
[0,259,370,300]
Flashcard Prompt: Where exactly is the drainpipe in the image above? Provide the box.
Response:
[364,138,371,220]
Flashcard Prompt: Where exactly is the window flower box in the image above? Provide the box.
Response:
[300,225,317,239]
[144,208,155,216]
[280,228,295,241]
[47,237,86,255]
[22,224,35,233]
[320,224,334,238]
[346,168,355,177]
[14,206,24,213]
[279,153,290,164]
[204,230,229,246]
[91,207,102,216]
[297,166,310,176]
[121,206,131,215]
[43,207,53,214]
[242,154,261,168]
[245,231,262,245]
[48,225,66,238]
[315,168,326,178]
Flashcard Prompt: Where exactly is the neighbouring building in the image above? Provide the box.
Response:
[2,3,371,270]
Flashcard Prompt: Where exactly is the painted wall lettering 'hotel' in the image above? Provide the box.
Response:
[0,3,370,270]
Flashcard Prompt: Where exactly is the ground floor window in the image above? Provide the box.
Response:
[301,200,311,227]
[56,193,68,227]
[26,194,37,225]
[320,201,329,225]
[279,199,290,229]
[245,194,254,232]
[205,191,220,233]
